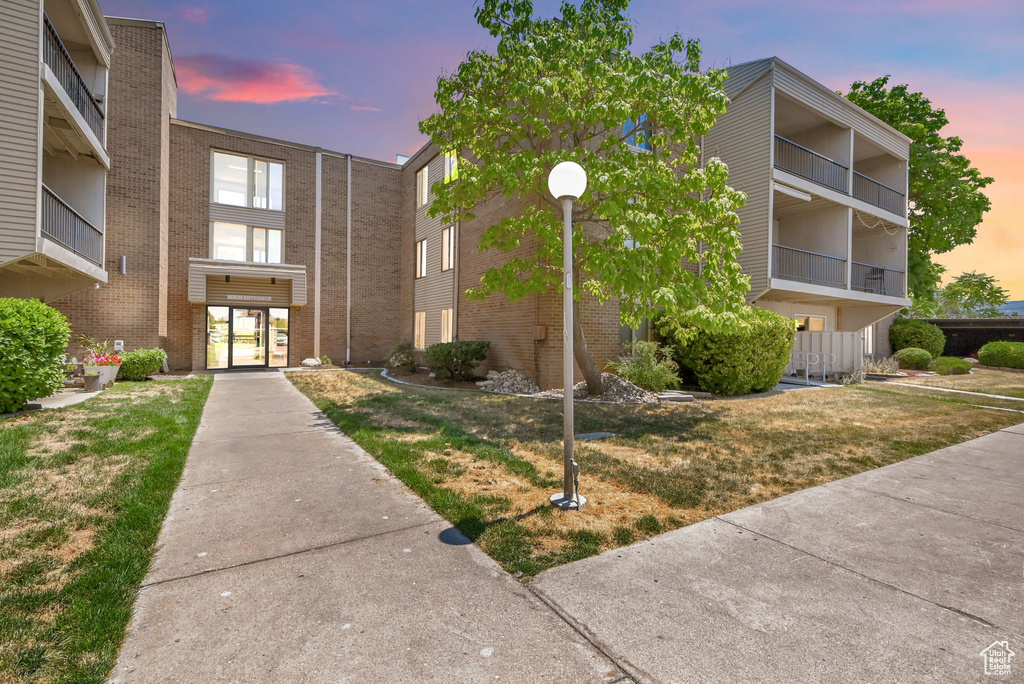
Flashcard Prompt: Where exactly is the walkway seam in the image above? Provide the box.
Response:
[884,381,1024,402]
[842,483,1024,533]
[715,517,1004,632]
[912,459,1024,487]
[192,427,336,444]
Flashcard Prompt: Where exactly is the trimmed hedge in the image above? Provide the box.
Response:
[659,308,796,396]
[0,298,71,413]
[118,348,167,381]
[978,341,1024,369]
[890,319,945,358]
[894,347,932,370]
[423,340,490,381]
[930,356,972,376]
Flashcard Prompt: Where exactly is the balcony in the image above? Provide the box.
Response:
[772,244,846,289]
[774,136,848,194]
[852,172,905,216]
[42,185,104,265]
[851,262,905,298]
[43,14,104,144]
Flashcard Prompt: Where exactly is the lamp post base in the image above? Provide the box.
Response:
[550,492,587,510]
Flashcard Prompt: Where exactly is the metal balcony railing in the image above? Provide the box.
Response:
[772,244,846,288]
[851,261,905,297]
[774,135,848,193]
[853,171,906,216]
[43,14,104,143]
[42,185,104,265]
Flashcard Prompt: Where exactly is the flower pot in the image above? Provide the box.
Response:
[84,374,102,392]
[84,364,120,388]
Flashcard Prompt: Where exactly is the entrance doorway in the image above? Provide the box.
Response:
[206,306,289,369]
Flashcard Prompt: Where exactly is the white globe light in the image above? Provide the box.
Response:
[547,161,587,200]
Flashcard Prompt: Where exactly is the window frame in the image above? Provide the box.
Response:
[443,150,459,183]
[414,311,426,350]
[415,239,428,278]
[210,222,285,263]
[795,314,826,332]
[441,226,455,272]
[416,165,429,208]
[211,149,286,212]
[440,308,453,343]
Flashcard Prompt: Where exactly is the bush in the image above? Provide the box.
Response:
[930,356,972,376]
[423,340,490,381]
[387,341,416,373]
[117,348,167,381]
[659,308,796,396]
[0,298,71,413]
[864,355,901,374]
[890,319,945,357]
[977,341,1024,369]
[607,341,681,392]
[894,347,932,370]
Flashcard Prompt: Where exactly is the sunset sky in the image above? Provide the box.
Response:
[99,0,1024,298]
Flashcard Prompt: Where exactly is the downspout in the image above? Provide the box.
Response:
[346,154,352,365]
[314,150,322,358]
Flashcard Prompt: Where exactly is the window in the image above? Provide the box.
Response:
[443,150,459,183]
[212,151,284,210]
[414,312,426,350]
[415,239,427,278]
[211,222,283,263]
[863,324,875,355]
[441,227,455,271]
[416,166,429,207]
[441,308,453,343]
[795,315,826,332]
[623,114,651,151]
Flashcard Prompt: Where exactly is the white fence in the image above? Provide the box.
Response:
[786,331,864,380]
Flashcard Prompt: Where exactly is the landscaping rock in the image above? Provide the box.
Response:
[657,390,695,403]
[481,369,541,395]
[538,373,658,404]
[476,380,495,387]
[300,358,322,367]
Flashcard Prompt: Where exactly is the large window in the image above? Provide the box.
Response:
[211,222,283,263]
[414,311,426,350]
[795,315,826,332]
[441,227,455,271]
[441,308,453,343]
[416,166,429,207]
[415,239,427,278]
[212,151,284,210]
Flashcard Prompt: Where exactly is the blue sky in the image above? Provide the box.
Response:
[97,0,1024,296]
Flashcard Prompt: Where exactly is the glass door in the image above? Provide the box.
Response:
[205,306,290,370]
[230,308,266,367]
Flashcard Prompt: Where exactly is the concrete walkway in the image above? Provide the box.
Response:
[533,426,1024,683]
[111,371,623,683]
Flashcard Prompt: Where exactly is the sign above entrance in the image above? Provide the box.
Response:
[226,294,272,301]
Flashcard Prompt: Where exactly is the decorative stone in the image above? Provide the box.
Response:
[300,358,322,367]
[476,380,495,387]
[657,391,695,403]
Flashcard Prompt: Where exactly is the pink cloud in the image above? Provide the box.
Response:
[175,4,210,25]
[349,104,382,112]
[176,55,338,104]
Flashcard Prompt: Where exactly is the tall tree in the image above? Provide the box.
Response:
[420,0,748,394]
[845,77,994,301]
[940,271,1009,318]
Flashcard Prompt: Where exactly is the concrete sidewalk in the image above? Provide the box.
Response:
[533,426,1024,683]
[111,371,624,683]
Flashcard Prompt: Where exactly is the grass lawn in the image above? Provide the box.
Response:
[289,370,1023,577]
[0,377,212,683]
[893,368,1024,399]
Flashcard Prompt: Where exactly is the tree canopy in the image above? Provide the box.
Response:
[910,270,1010,318]
[420,0,749,393]
[845,77,993,301]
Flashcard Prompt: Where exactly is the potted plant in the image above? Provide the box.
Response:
[80,335,121,389]
[83,370,102,392]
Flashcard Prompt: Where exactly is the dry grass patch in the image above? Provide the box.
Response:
[289,370,1022,576]
[894,368,1024,399]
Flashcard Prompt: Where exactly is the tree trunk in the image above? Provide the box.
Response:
[572,296,604,396]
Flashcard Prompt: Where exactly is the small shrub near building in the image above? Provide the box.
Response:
[977,341,1024,369]
[894,347,932,370]
[607,341,681,392]
[387,341,416,373]
[930,356,973,376]
[660,308,796,396]
[864,355,901,374]
[424,340,490,382]
[890,319,945,357]
[0,298,72,413]
[118,348,168,381]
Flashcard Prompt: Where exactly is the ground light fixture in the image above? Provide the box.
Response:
[547,161,588,510]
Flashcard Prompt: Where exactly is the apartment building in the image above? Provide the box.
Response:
[1,11,910,383]
[0,0,113,301]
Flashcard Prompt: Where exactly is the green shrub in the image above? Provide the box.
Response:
[659,308,796,396]
[890,319,945,357]
[607,341,681,392]
[977,341,1024,369]
[117,348,167,381]
[894,347,932,370]
[423,340,490,381]
[930,356,973,376]
[0,298,72,413]
[387,341,416,373]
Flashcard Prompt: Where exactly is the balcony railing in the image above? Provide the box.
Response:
[43,15,104,143]
[853,171,906,216]
[772,244,846,289]
[774,135,848,194]
[851,262,905,297]
[42,185,104,265]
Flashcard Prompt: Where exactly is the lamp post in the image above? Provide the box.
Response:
[547,161,587,510]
